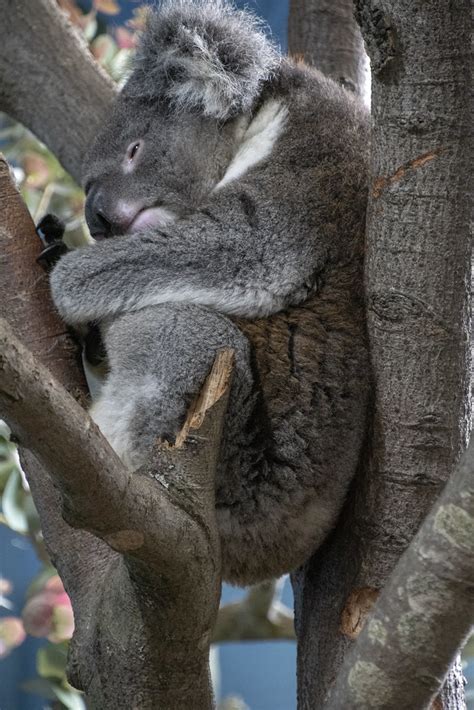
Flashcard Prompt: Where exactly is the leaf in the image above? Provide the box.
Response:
[110,49,132,82]
[127,6,150,31]
[0,421,11,440]
[1,468,29,534]
[115,27,136,50]
[37,642,68,681]
[23,152,51,189]
[0,616,26,656]
[52,684,87,710]
[93,0,120,15]
[91,34,118,65]
[83,14,98,42]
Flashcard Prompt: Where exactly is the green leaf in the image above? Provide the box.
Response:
[110,48,132,81]
[37,642,68,681]
[52,684,86,710]
[0,421,11,439]
[92,34,118,66]
[84,15,98,42]
[1,468,29,533]
[0,459,17,489]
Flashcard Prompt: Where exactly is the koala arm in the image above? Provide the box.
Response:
[50,182,328,325]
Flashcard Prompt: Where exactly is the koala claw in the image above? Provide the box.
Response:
[36,214,68,272]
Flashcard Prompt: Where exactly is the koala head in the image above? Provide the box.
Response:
[83,0,278,240]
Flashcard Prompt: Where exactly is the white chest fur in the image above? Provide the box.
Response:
[215,99,289,190]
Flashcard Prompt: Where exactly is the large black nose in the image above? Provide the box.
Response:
[85,186,133,238]
[85,187,113,238]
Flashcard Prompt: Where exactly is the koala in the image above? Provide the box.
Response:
[48,0,370,586]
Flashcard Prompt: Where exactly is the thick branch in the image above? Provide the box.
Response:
[325,435,474,709]
[0,315,232,707]
[0,153,107,603]
[288,0,368,96]
[0,318,229,559]
[0,143,229,708]
[0,0,117,182]
[0,156,87,396]
[292,0,471,706]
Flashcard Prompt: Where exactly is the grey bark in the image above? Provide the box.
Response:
[0,0,472,708]
[0,155,234,708]
[288,0,368,96]
[325,434,474,709]
[291,0,472,707]
[0,0,117,182]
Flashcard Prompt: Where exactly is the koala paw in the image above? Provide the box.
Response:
[49,246,101,325]
[36,214,68,272]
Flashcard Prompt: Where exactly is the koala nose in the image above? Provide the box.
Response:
[85,187,112,238]
[85,187,132,238]
[95,207,113,233]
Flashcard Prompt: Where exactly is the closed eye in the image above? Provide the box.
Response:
[127,141,142,161]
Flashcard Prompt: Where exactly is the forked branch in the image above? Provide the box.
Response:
[324,435,474,709]
[0,153,232,709]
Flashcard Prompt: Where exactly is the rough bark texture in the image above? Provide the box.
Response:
[0,157,233,707]
[288,0,368,96]
[325,434,474,709]
[291,0,472,707]
[0,157,87,398]
[0,0,117,182]
[1,1,472,708]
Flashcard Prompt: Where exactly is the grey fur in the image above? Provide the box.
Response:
[129,0,279,119]
[50,0,370,585]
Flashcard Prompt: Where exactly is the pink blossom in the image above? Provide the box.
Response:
[22,575,74,643]
[0,617,26,658]
[116,27,137,50]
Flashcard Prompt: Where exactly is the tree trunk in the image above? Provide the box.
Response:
[0,156,235,708]
[324,434,474,709]
[288,0,368,96]
[291,0,472,707]
[0,1,472,707]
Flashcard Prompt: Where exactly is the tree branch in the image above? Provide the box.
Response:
[291,0,471,706]
[0,317,230,561]
[325,434,474,709]
[0,310,232,706]
[288,0,368,96]
[0,0,117,182]
[0,148,233,707]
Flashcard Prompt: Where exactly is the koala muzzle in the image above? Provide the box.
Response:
[85,186,134,239]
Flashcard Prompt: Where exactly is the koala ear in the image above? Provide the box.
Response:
[128,0,279,120]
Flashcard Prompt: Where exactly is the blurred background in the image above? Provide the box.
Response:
[0,2,472,709]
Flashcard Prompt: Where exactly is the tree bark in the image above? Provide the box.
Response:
[1,0,472,707]
[325,432,474,709]
[288,0,368,96]
[0,154,234,707]
[0,0,116,182]
[291,0,472,707]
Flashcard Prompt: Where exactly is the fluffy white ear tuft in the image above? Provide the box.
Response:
[126,0,279,120]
